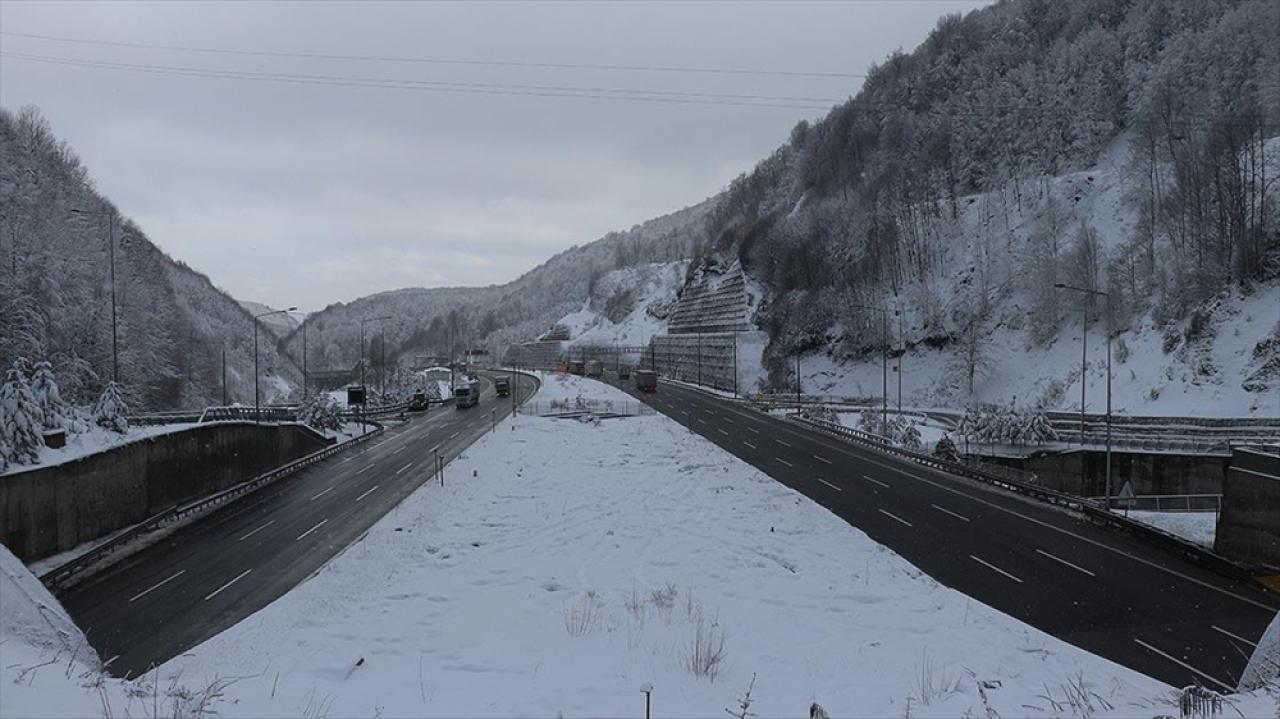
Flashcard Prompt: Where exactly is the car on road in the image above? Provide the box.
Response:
[454,379,480,408]
[495,377,511,396]
[635,369,657,392]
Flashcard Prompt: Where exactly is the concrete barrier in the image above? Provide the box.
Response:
[982,448,1229,497]
[0,422,332,563]
[1216,447,1280,571]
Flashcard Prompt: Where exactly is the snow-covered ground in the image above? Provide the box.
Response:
[3,374,1277,717]
[2,422,198,477]
[560,261,688,347]
[1125,511,1218,549]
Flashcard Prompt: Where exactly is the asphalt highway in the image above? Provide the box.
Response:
[624,377,1278,692]
[61,371,537,678]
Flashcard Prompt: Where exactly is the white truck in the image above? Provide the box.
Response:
[454,378,480,409]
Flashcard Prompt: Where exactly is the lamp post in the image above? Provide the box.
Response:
[848,303,891,432]
[1055,283,1112,509]
[359,315,392,400]
[70,207,120,383]
[254,306,297,423]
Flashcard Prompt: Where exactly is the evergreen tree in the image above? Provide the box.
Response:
[92,381,129,434]
[29,360,68,430]
[0,363,45,465]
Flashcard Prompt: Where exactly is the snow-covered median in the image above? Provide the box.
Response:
[160,375,1176,717]
[1125,510,1218,549]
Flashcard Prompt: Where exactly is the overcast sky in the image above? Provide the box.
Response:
[0,0,987,310]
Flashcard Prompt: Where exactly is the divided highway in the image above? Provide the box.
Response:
[61,371,537,678]
[626,378,1278,691]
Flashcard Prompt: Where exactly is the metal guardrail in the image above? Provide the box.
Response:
[1086,493,1223,513]
[522,399,654,418]
[40,420,386,592]
[788,414,1272,584]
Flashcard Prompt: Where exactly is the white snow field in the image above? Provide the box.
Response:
[3,374,1276,717]
[1124,511,1218,549]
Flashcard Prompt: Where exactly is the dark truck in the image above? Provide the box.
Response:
[495,376,511,397]
[454,379,480,409]
[635,369,657,392]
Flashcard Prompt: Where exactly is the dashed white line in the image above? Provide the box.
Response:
[128,570,185,603]
[746,426,759,434]
[1211,624,1257,648]
[355,485,379,502]
[296,519,328,541]
[776,457,793,467]
[717,428,730,436]
[1133,638,1233,692]
[204,568,252,601]
[861,474,890,488]
[392,445,406,454]
[931,504,971,522]
[311,487,334,501]
[1035,548,1096,577]
[969,555,1023,583]
[878,509,912,527]
[449,431,459,439]
[775,439,792,447]
[355,465,373,475]
[697,418,708,425]
[813,454,832,464]
[816,478,842,492]
[395,462,413,476]
[681,411,690,417]
[238,520,275,541]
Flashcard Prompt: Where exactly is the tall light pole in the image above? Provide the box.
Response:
[359,315,392,402]
[284,310,311,400]
[1056,283,1112,509]
[254,306,297,423]
[849,303,891,432]
[70,207,120,384]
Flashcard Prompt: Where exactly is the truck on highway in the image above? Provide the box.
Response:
[618,365,631,380]
[635,369,657,392]
[495,376,511,397]
[585,360,604,377]
[568,360,585,375]
[408,390,430,412]
[454,379,480,409]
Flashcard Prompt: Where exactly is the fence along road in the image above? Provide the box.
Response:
[626,378,1278,692]
[60,371,539,678]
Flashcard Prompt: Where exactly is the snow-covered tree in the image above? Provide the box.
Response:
[0,364,45,466]
[92,382,129,434]
[28,361,68,431]
[297,393,343,432]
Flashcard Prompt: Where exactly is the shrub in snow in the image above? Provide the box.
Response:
[0,364,44,466]
[898,422,923,451]
[28,361,68,431]
[933,434,961,463]
[298,394,343,432]
[92,382,129,434]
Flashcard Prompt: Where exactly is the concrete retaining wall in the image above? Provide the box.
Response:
[1216,448,1280,570]
[981,448,1228,497]
[0,423,332,563]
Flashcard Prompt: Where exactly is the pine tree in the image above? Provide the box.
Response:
[0,364,45,465]
[92,382,129,434]
[29,360,68,430]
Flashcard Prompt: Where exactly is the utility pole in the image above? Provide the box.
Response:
[795,353,801,407]
[1056,283,1112,509]
[70,207,120,383]
[849,303,890,431]
[221,345,227,406]
[254,306,296,423]
[897,309,904,415]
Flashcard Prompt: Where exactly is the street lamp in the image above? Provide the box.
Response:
[359,315,392,403]
[70,207,120,384]
[1055,282,1113,509]
[254,306,297,423]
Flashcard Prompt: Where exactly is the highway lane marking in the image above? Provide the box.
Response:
[813,454,832,464]
[449,431,460,439]
[743,441,757,449]
[878,509,912,527]
[392,445,406,454]
[1211,625,1257,647]
[717,428,730,436]
[103,655,119,668]
[128,570,185,603]
[747,427,759,434]
[355,485,379,502]
[238,520,276,541]
[204,568,252,601]
[697,418,708,425]
[931,504,971,522]
[816,478,842,492]
[775,439,792,447]
[862,475,890,488]
[297,519,328,541]
[355,465,373,475]
[681,411,690,417]
[1133,638,1233,692]
[776,457,793,467]
[395,462,413,476]
[969,555,1023,583]
[311,487,334,501]
[1036,549,1096,577]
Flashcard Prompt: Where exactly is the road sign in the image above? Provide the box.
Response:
[1116,480,1136,509]
[347,385,367,405]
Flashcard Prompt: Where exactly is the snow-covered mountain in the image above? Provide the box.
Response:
[0,107,302,410]
[239,301,301,338]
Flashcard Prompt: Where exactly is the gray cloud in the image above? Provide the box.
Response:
[0,0,988,309]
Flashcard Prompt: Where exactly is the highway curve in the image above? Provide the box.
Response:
[625,377,1278,692]
[60,371,537,678]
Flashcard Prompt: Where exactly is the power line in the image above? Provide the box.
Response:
[0,30,865,80]
[0,51,839,110]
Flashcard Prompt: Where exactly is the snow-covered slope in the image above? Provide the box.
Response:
[556,260,688,346]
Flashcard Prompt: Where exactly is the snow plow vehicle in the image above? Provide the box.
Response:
[408,391,430,412]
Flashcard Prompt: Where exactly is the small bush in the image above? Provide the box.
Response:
[563,591,604,637]
[684,610,726,681]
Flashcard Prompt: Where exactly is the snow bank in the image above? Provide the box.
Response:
[158,374,1180,717]
[1242,611,1280,691]
[3,422,198,477]
[1125,511,1217,549]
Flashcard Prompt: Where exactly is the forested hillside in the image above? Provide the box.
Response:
[694,0,1279,391]
[0,107,302,410]
[284,200,709,374]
